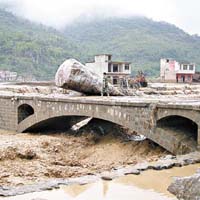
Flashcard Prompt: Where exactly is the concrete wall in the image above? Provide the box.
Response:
[85,62,108,79]
[160,59,178,81]
[0,97,17,131]
[86,55,110,79]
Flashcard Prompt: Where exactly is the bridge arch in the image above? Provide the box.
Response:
[157,108,200,128]
[18,115,130,135]
[18,104,34,123]
[153,115,198,154]
[16,100,200,154]
[17,113,138,134]
[157,115,198,135]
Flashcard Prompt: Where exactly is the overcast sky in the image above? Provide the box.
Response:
[0,0,199,34]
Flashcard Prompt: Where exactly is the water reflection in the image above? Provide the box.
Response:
[2,181,175,200]
[3,164,200,200]
[63,182,175,200]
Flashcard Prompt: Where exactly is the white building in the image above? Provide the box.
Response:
[0,70,18,81]
[85,54,131,85]
[160,58,195,83]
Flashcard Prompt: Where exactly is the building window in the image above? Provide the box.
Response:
[183,65,188,70]
[113,64,118,72]
[189,65,194,70]
[108,63,111,72]
[108,55,111,61]
[125,65,129,70]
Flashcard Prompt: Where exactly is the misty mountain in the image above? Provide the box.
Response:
[0,8,80,79]
[1,8,200,80]
[63,17,200,76]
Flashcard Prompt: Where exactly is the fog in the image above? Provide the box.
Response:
[0,0,199,34]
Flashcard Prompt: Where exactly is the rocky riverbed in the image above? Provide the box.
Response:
[2,82,200,98]
[168,169,200,199]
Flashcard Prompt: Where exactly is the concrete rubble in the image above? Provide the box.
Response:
[168,169,200,200]
[2,80,200,100]
[0,82,84,97]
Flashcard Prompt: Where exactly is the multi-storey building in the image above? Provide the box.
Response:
[85,54,131,85]
[160,58,195,83]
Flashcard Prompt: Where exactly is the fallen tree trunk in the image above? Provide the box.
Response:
[55,59,123,96]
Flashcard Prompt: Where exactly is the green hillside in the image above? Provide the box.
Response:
[64,17,200,76]
[1,8,200,80]
[0,8,80,80]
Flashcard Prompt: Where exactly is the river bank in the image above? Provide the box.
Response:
[0,120,166,192]
[1,122,200,197]
[1,161,200,199]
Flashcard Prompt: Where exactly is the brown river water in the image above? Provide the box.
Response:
[2,164,200,200]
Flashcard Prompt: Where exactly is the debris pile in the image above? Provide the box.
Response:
[55,59,123,96]
[0,120,166,188]
[168,169,200,200]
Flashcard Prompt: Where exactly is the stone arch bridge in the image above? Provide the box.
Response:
[0,95,200,154]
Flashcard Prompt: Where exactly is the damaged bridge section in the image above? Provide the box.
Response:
[0,95,200,154]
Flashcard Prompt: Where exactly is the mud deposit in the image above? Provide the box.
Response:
[4,164,200,200]
[0,121,167,187]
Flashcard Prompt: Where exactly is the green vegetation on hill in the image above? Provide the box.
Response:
[1,8,200,80]
[63,17,200,76]
[0,9,80,80]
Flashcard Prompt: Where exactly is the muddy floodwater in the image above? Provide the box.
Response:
[2,164,200,200]
[0,126,166,187]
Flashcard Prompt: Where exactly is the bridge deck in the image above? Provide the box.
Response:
[1,92,200,110]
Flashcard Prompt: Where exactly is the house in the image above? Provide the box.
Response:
[85,54,131,85]
[0,70,18,81]
[160,58,195,83]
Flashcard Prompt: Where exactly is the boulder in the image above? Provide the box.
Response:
[55,59,123,96]
[168,170,200,199]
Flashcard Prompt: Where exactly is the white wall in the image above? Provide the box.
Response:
[94,55,110,63]
[160,59,176,81]
[85,62,108,79]
[177,64,195,74]
[86,55,131,80]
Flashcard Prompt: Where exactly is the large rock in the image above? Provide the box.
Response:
[168,170,200,199]
[55,59,123,96]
